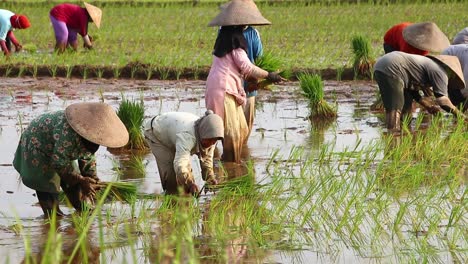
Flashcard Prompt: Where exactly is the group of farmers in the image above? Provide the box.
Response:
[1,2,100,56]
[377,22,468,131]
[5,0,468,217]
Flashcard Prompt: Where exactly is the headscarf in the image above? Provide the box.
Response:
[194,110,224,152]
[213,26,248,58]
[10,15,31,29]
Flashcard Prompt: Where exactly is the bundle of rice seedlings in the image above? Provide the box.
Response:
[21,43,37,53]
[116,96,147,150]
[351,35,375,79]
[96,181,137,203]
[59,181,137,204]
[254,52,291,90]
[298,73,337,120]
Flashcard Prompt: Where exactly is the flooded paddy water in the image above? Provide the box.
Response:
[0,77,466,263]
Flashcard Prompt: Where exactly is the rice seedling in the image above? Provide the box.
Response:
[65,65,73,79]
[298,73,337,121]
[351,35,375,79]
[254,52,291,90]
[116,96,147,150]
[97,181,138,203]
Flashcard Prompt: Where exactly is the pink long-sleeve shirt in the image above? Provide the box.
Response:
[205,48,255,120]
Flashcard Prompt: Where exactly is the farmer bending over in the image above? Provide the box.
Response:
[49,2,101,53]
[452,27,468,45]
[144,111,224,196]
[443,44,468,110]
[0,9,30,56]
[373,52,467,131]
[13,103,129,217]
[383,22,449,55]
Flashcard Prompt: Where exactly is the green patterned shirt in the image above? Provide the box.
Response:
[13,111,96,193]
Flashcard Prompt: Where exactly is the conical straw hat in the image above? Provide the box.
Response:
[427,55,466,90]
[402,22,449,52]
[84,2,102,28]
[208,0,271,27]
[65,102,129,148]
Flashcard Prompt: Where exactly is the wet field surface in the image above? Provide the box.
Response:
[0,77,399,263]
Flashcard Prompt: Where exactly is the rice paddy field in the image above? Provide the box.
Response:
[0,1,467,264]
[1,1,467,78]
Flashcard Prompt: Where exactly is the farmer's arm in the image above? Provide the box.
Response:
[232,48,283,84]
[199,144,216,183]
[52,128,97,196]
[435,94,467,120]
[173,132,198,192]
[78,153,98,181]
[409,90,441,114]
[6,31,21,52]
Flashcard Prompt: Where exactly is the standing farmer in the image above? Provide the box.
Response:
[374,52,467,131]
[49,2,102,53]
[144,111,224,195]
[206,0,284,163]
[219,1,266,141]
[0,9,30,56]
[13,102,129,217]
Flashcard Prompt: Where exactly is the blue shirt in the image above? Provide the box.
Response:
[243,26,263,97]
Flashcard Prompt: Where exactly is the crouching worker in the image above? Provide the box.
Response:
[373,51,467,131]
[13,102,129,217]
[144,111,224,196]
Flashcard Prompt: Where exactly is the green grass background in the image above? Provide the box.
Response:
[3,1,466,71]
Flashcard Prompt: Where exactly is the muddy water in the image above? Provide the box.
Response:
[0,77,382,263]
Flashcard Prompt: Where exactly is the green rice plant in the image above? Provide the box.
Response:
[96,181,138,203]
[254,52,291,90]
[351,35,375,79]
[48,64,58,78]
[116,96,147,150]
[21,43,37,53]
[298,73,337,121]
[65,65,73,79]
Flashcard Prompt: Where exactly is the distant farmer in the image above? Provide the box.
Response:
[49,2,102,53]
[13,102,129,217]
[206,0,285,163]
[452,27,468,45]
[383,22,449,55]
[0,9,30,56]
[374,52,467,131]
[219,1,265,141]
[144,111,224,195]
[442,44,468,109]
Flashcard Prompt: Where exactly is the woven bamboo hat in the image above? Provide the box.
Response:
[65,102,129,148]
[84,2,102,28]
[208,0,271,27]
[427,55,466,90]
[402,22,449,52]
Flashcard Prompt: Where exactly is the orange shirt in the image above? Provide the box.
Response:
[384,22,429,56]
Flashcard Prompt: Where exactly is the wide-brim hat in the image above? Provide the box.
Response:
[427,55,466,90]
[208,0,271,27]
[65,102,129,148]
[84,2,102,28]
[402,22,449,52]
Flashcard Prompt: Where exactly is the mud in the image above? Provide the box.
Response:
[0,77,381,263]
[0,63,358,81]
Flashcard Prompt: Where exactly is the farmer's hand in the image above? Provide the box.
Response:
[14,44,22,52]
[246,80,259,93]
[187,182,199,196]
[79,176,98,197]
[267,72,286,83]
